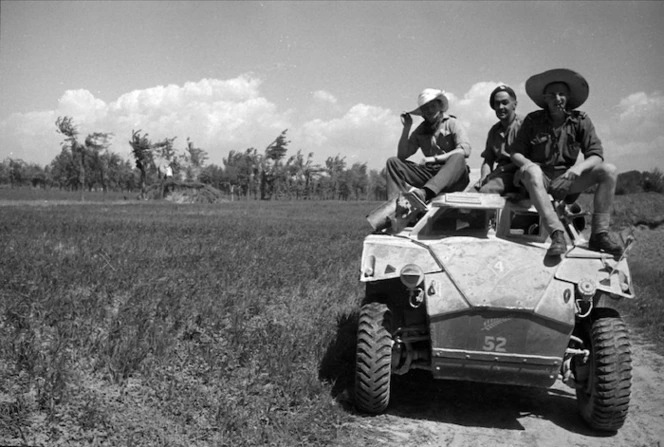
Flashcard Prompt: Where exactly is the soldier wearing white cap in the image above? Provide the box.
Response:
[386,88,471,203]
[510,68,623,257]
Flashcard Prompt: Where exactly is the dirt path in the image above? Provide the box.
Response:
[335,332,664,447]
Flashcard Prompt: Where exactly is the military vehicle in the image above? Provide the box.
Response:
[356,192,634,432]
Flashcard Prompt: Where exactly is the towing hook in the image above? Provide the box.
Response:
[409,288,424,308]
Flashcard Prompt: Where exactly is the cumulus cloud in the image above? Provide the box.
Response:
[2,77,660,176]
[297,103,400,169]
[312,90,337,104]
[608,91,664,144]
[59,89,108,119]
[600,91,664,172]
[0,74,291,166]
[297,82,531,171]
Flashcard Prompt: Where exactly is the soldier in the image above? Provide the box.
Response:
[510,68,624,257]
[475,84,523,194]
[386,88,471,204]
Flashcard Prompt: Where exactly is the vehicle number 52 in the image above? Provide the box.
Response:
[482,336,507,352]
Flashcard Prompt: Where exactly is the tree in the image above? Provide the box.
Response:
[368,168,388,201]
[8,159,26,186]
[101,153,134,192]
[260,130,290,200]
[56,116,86,199]
[265,129,289,162]
[285,150,320,199]
[199,164,226,190]
[0,160,10,185]
[129,130,154,197]
[85,132,113,192]
[181,138,208,181]
[223,148,261,199]
[129,130,175,198]
[643,168,664,194]
[55,116,113,198]
[50,149,78,189]
[154,136,178,179]
[324,154,346,199]
[347,162,369,200]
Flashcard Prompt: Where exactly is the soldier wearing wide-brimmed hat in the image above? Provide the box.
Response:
[385,88,471,203]
[509,68,624,257]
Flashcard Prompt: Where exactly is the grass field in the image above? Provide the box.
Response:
[0,187,132,202]
[1,191,663,446]
[0,198,370,446]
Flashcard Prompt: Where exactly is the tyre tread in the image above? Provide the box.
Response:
[576,316,632,432]
[355,302,393,414]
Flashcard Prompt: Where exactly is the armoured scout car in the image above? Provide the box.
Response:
[356,192,634,432]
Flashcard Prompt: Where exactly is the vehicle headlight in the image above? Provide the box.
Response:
[400,264,424,289]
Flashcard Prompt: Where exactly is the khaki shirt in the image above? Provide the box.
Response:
[407,114,472,158]
[509,110,604,173]
[482,114,523,167]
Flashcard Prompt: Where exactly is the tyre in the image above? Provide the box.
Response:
[574,314,632,431]
[355,302,393,414]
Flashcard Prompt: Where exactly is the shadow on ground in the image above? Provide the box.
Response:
[387,371,612,436]
[318,308,359,398]
[318,308,614,437]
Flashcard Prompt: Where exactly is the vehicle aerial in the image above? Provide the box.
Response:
[356,191,634,432]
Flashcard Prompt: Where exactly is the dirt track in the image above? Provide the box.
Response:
[335,332,664,447]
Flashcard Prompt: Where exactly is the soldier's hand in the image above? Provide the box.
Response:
[421,156,436,166]
[550,171,577,201]
[561,166,582,182]
[400,113,413,127]
[474,177,485,191]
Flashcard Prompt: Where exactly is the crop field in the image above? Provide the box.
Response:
[0,198,371,446]
[1,191,663,446]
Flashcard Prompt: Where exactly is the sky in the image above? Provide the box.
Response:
[1,1,663,174]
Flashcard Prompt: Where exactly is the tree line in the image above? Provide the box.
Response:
[2,116,661,200]
[0,116,389,201]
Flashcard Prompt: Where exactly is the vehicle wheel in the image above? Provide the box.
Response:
[574,313,632,431]
[355,302,393,414]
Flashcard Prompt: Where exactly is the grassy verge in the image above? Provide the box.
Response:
[578,192,664,351]
[613,224,664,351]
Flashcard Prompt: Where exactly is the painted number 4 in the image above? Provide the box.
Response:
[483,336,507,352]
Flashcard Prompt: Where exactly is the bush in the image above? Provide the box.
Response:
[643,168,664,194]
[616,168,664,196]
[616,170,644,195]
[144,179,225,203]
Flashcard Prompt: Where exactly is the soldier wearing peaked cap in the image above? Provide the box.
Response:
[476,84,523,194]
[509,68,624,257]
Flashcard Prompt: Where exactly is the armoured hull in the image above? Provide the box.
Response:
[424,237,575,387]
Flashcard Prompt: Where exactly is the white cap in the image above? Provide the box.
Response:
[408,88,449,115]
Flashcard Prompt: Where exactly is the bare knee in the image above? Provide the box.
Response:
[521,165,545,189]
[596,162,617,182]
